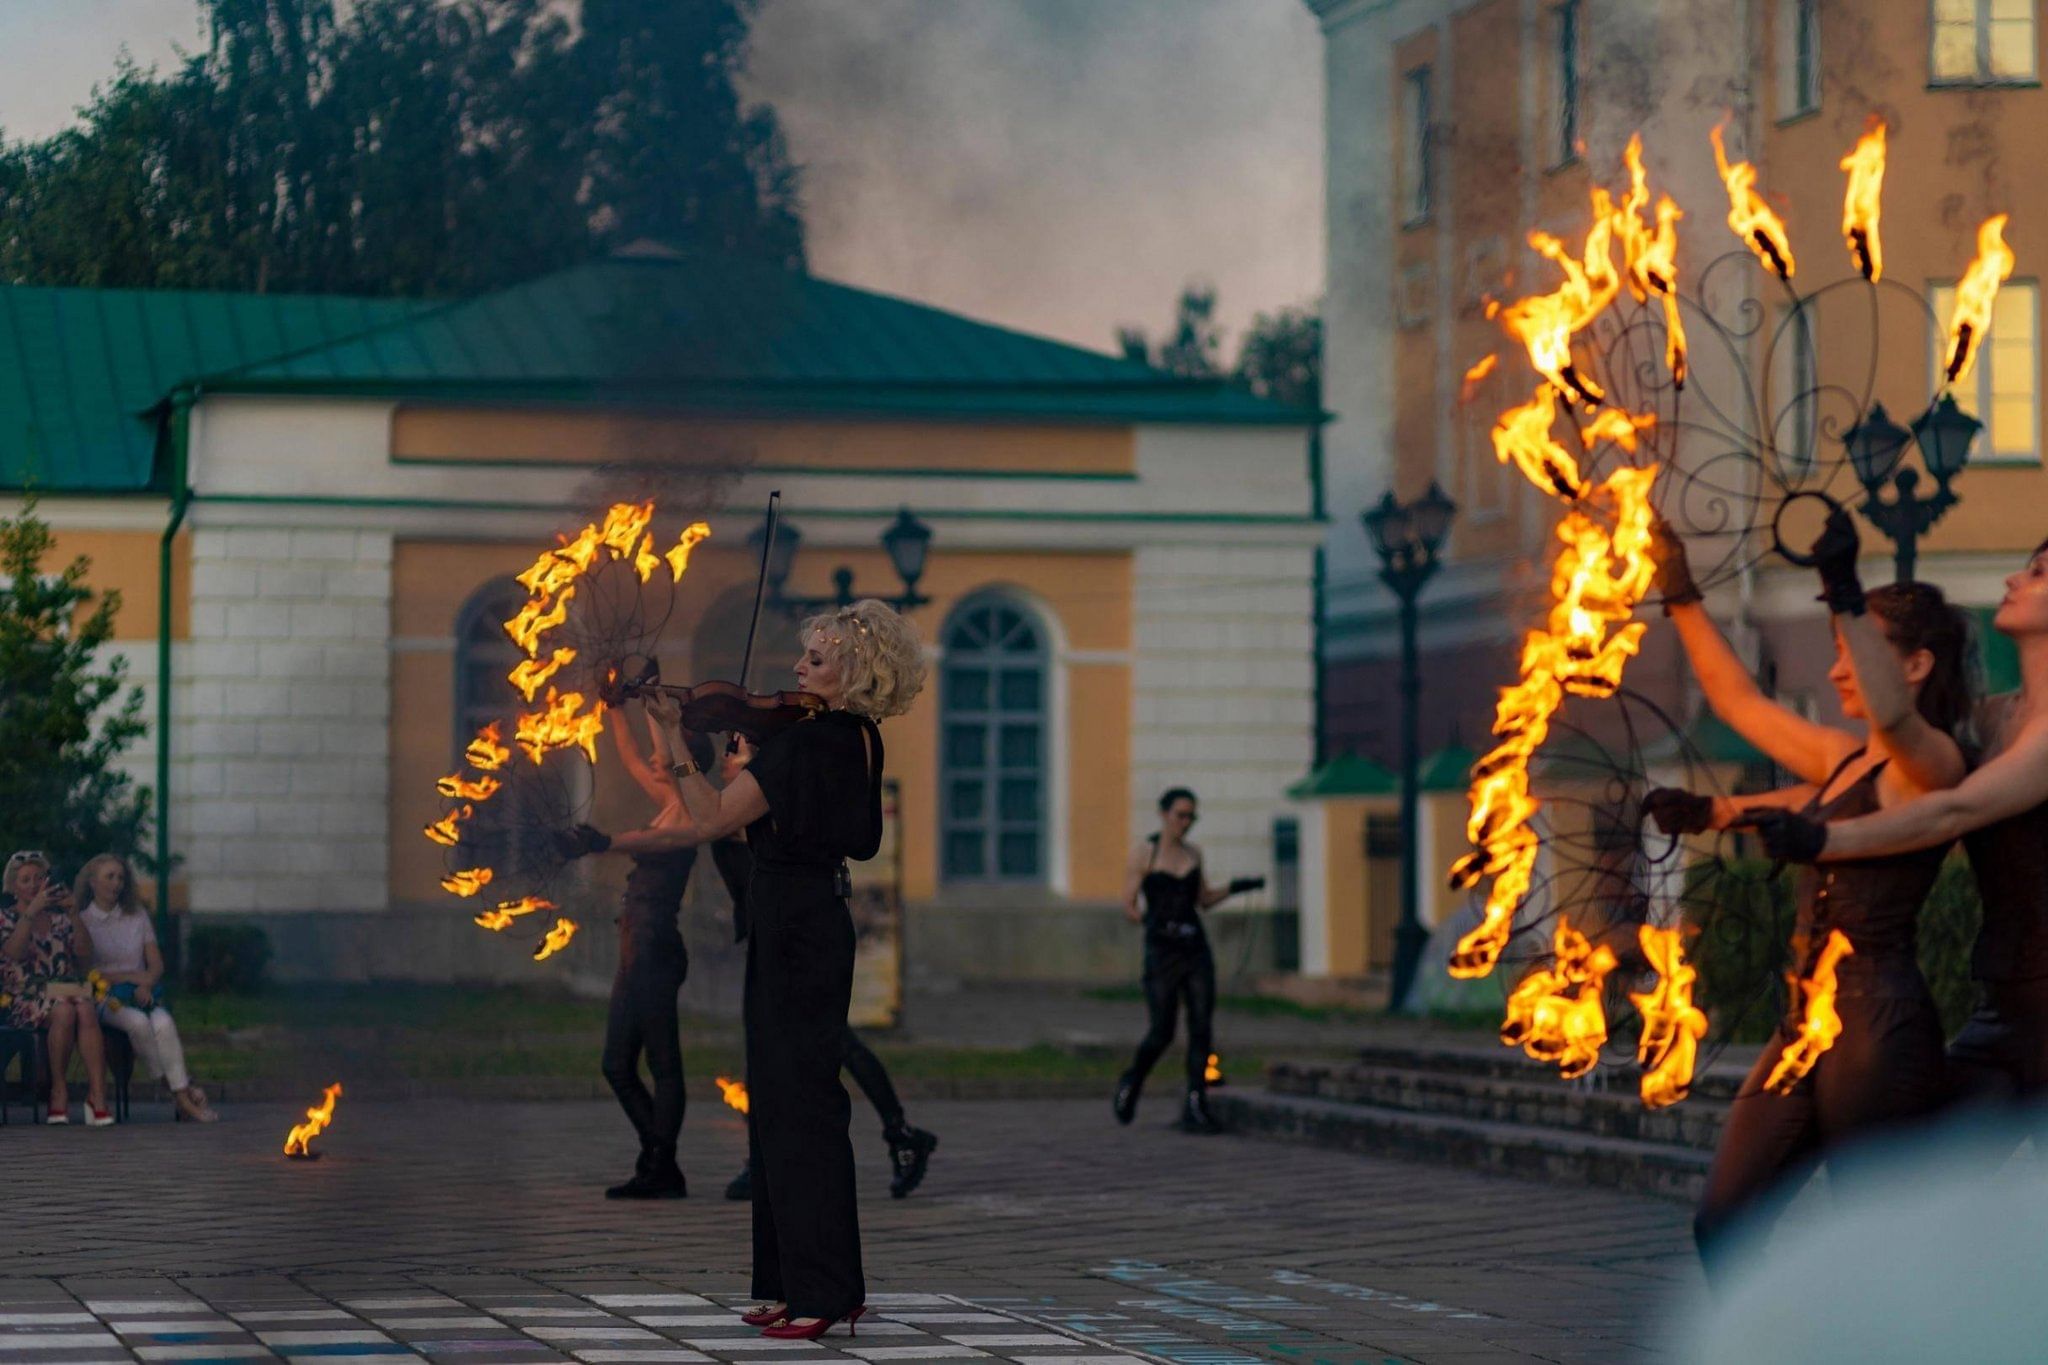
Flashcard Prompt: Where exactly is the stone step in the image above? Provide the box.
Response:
[1268,1058,1728,1152]
[1348,1037,1755,1103]
[1212,1086,1710,1202]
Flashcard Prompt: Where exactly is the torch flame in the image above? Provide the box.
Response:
[423,804,474,847]
[1943,214,2017,385]
[1450,464,1660,977]
[1461,353,1500,404]
[504,586,575,657]
[1764,928,1855,1094]
[716,1074,751,1114]
[436,773,503,803]
[1839,116,1887,282]
[515,688,603,765]
[665,521,713,581]
[509,647,578,704]
[1491,387,1585,500]
[1499,921,1617,1079]
[465,722,511,772]
[283,1082,342,1156]
[533,917,578,961]
[1492,223,1619,406]
[441,867,495,897]
[474,896,553,931]
[1633,924,1708,1109]
[1606,135,1688,386]
[1710,122,1796,280]
[1580,408,1657,455]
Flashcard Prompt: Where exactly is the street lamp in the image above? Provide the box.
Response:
[1846,394,1980,582]
[1364,479,1458,1012]
[757,506,934,613]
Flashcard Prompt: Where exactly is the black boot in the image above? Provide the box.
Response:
[885,1123,938,1198]
[608,1144,687,1199]
[1113,1071,1140,1126]
[1177,1087,1221,1135]
[605,1145,655,1199]
[724,1161,752,1202]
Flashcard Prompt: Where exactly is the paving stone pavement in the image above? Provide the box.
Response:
[0,1098,1700,1364]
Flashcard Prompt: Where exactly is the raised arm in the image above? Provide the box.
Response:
[1666,602,1851,783]
[1815,720,2048,860]
[607,702,676,808]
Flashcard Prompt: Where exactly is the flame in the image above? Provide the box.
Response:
[441,867,495,897]
[598,500,656,561]
[283,1082,342,1156]
[1839,116,1887,282]
[1492,387,1585,499]
[1633,924,1708,1108]
[474,896,553,931]
[1448,464,1660,976]
[1461,353,1500,403]
[665,521,713,581]
[1943,214,2017,385]
[1499,921,1617,1078]
[509,647,578,704]
[503,585,574,657]
[1204,1053,1223,1085]
[1710,122,1795,279]
[1606,135,1688,386]
[716,1075,751,1114]
[533,917,578,961]
[1581,408,1657,455]
[465,722,512,772]
[515,687,603,764]
[423,804,474,847]
[1492,222,1619,406]
[436,773,503,803]
[1764,929,1855,1093]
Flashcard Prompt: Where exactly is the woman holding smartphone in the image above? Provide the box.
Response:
[1,851,114,1125]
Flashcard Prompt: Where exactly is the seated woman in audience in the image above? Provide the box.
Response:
[1,850,113,1125]
[76,853,216,1123]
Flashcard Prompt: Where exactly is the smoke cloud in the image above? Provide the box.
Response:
[742,0,1323,354]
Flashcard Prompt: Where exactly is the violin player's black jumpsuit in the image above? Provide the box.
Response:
[1693,754,1949,1282]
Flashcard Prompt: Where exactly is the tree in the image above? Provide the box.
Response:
[1116,283,1224,378]
[0,0,804,297]
[1234,304,1322,409]
[0,500,153,880]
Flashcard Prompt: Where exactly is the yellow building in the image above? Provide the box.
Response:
[0,246,1320,988]
[1304,0,2048,971]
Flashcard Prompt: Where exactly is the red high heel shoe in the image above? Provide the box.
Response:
[760,1306,866,1340]
[740,1304,787,1328]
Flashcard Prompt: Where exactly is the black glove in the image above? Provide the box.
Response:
[1226,877,1266,897]
[1740,809,1829,863]
[1811,507,1865,617]
[553,823,612,860]
[1650,518,1702,613]
[1642,787,1715,835]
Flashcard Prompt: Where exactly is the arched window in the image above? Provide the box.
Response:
[452,579,570,879]
[455,580,529,761]
[941,594,1048,882]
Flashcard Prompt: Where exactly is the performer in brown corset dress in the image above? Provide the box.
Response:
[1641,513,1972,1282]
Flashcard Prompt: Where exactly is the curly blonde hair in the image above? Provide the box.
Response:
[801,599,927,720]
[75,853,142,915]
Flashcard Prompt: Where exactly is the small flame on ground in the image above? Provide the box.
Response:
[284,1082,342,1156]
[1711,122,1795,280]
[1839,116,1887,283]
[533,917,578,961]
[474,896,553,931]
[1764,929,1855,1094]
[441,867,494,897]
[1499,921,1617,1078]
[716,1075,751,1114]
[1944,214,2016,384]
[1204,1053,1223,1085]
[1633,924,1708,1109]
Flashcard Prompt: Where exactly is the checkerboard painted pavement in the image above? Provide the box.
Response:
[0,1289,1157,1365]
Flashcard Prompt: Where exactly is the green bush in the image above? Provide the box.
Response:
[1682,856,1982,1044]
[184,923,272,995]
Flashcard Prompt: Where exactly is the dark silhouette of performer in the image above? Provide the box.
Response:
[1113,787,1262,1134]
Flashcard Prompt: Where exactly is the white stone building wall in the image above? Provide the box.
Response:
[177,523,392,914]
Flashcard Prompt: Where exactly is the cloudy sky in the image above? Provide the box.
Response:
[0,0,1323,356]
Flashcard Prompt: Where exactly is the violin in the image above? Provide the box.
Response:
[602,656,823,741]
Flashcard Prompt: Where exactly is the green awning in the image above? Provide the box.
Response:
[1286,753,1399,799]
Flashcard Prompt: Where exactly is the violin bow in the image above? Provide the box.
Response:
[737,490,780,692]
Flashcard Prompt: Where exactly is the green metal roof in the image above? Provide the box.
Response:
[1,248,1315,495]
[0,287,423,492]
[1420,744,1479,792]
[211,249,1317,427]
[1286,753,1400,799]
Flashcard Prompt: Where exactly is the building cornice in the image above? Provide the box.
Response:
[1302,0,1398,33]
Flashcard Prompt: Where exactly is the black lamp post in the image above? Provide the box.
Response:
[1847,394,1980,582]
[756,506,934,613]
[1363,479,1457,1012]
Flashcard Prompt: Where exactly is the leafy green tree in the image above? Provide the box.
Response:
[0,499,153,880]
[0,0,802,296]
[1117,283,1223,378]
[1234,304,1322,409]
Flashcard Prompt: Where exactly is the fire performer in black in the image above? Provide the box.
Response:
[1641,515,1971,1283]
[1112,787,1264,1135]
[598,600,925,1340]
[1746,534,2048,1108]
[574,697,703,1200]
[712,830,938,1202]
